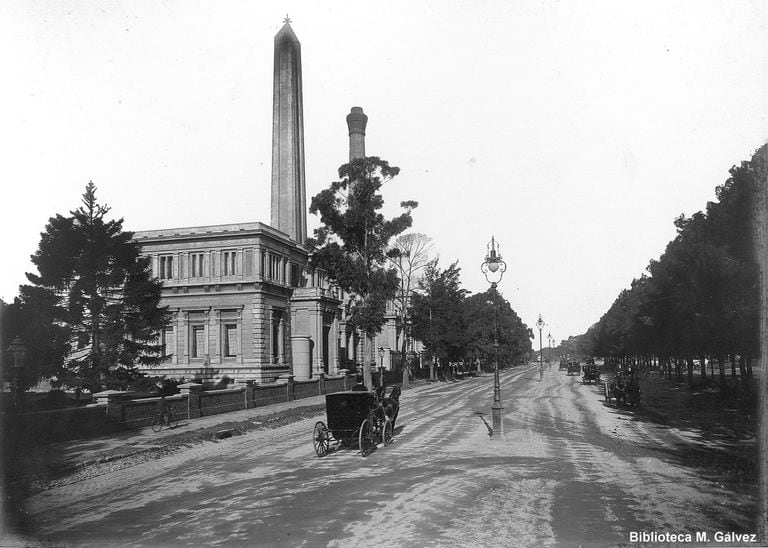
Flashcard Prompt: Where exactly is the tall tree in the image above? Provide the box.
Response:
[387,233,433,389]
[308,157,417,389]
[463,289,533,369]
[410,260,467,377]
[18,182,169,392]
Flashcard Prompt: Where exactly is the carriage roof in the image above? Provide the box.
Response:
[324,391,377,433]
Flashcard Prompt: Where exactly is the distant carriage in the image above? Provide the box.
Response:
[312,386,401,457]
[566,361,581,376]
[604,374,640,407]
[582,362,600,384]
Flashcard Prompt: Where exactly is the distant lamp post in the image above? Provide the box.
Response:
[547,332,553,365]
[378,346,386,388]
[404,318,413,389]
[481,236,507,437]
[536,316,545,381]
[6,336,28,408]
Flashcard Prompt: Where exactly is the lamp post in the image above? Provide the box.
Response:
[536,315,545,381]
[481,236,507,437]
[6,336,28,408]
[547,332,553,367]
[378,346,385,388]
[403,318,413,389]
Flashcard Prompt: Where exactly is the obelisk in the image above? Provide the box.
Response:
[270,18,306,244]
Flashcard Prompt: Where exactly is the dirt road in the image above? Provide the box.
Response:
[24,365,756,547]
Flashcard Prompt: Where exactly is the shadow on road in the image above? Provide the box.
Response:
[595,375,757,509]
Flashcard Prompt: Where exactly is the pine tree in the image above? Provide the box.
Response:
[19,182,169,391]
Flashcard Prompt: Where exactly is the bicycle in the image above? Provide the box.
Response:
[150,404,177,432]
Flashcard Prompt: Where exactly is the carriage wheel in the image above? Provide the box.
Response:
[382,416,394,446]
[313,421,330,457]
[358,419,375,457]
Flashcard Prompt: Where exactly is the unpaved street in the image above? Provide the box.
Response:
[26,365,756,547]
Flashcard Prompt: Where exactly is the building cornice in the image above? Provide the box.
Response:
[133,221,305,251]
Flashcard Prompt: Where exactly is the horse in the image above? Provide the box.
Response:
[381,386,401,427]
[606,377,627,407]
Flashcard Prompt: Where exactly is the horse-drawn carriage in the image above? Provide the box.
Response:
[312,385,401,457]
[582,362,600,384]
[566,361,581,376]
[604,374,641,407]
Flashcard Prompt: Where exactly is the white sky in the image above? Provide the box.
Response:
[1,0,766,349]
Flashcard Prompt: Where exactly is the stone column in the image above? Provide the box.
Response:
[179,383,203,419]
[213,310,222,366]
[92,390,127,423]
[310,308,323,376]
[256,248,263,280]
[291,335,311,380]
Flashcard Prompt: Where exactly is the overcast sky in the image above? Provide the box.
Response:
[2,0,766,348]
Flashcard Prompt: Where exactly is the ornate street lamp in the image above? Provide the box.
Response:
[481,236,507,437]
[536,315,546,381]
[6,336,28,407]
[547,332,553,365]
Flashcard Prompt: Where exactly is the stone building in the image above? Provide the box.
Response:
[134,21,410,384]
[134,21,344,383]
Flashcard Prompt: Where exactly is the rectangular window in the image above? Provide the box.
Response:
[162,328,174,358]
[191,253,204,277]
[271,313,280,362]
[223,251,237,276]
[224,324,237,357]
[192,326,205,358]
[159,256,173,280]
[270,255,281,281]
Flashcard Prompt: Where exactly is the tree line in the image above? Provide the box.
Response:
[408,260,533,375]
[570,144,765,389]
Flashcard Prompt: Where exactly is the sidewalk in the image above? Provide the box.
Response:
[45,379,437,476]
[48,394,328,474]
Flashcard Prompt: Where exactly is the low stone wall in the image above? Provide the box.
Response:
[122,396,187,428]
[294,380,320,400]
[12,373,355,443]
[199,388,245,417]
[254,383,289,407]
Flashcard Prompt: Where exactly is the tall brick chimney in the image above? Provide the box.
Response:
[346,107,368,161]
